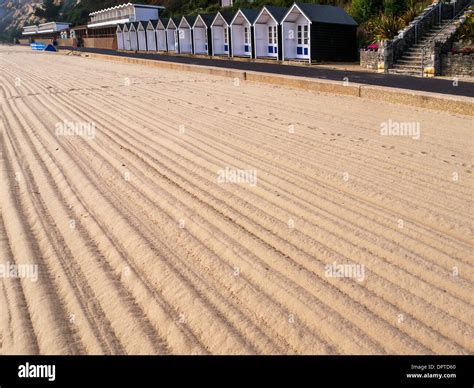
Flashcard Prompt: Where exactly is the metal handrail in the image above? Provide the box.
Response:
[420,1,472,76]
[391,1,442,62]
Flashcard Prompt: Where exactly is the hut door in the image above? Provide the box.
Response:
[244,26,251,54]
[267,25,277,57]
[296,24,309,58]
[174,30,179,51]
[223,27,229,53]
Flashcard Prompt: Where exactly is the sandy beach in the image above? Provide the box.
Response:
[0,45,472,355]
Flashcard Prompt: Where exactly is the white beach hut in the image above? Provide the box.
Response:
[166,17,180,53]
[210,11,234,57]
[146,20,158,51]
[230,9,259,58]
[129,22,139,51]
[281,3,358,63]
[116,24,124,50]
[156,19,168,51]
[253,6,288,60]
[123,23,131,51]
[137,21,147,51]
[178,15,196,54]
[193,13,215,55]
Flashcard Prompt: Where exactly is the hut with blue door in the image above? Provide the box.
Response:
[281,2,357,63]
[211,11,235,57]
[193,13,216,55]
[253,6,288,60]
[230,8,259,58]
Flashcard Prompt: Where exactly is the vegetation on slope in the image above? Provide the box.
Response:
[3,0,434,46]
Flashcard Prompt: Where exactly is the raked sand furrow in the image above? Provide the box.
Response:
[62,86,470,310]
[0,128,81,354]
[39,70,468,270]
[15,69,382,354]
[41,88,466,354]
[103,69,473,199]
[124,77,474,202]
[12,93,262,355]
[84,77,472,251]
[3,56,470,206]
[0,47,472,354]
[3,64,470,272]
[0,212,40,355]
[1,88,208,353]
[4,97,175,355]
[38,74,474,350]
[21,86,336,354]
[4,58,474,233]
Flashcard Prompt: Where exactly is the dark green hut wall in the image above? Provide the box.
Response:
[310,23,357,62]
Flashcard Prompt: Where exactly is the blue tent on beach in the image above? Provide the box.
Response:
[44,44,57,52]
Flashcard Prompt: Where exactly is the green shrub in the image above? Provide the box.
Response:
[366,13,405,42]
[351,0,384,23]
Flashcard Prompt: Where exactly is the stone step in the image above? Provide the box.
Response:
[402,52,423,57]
[396,59,423,65]
[391,64,423,70]
[387,69,423,76]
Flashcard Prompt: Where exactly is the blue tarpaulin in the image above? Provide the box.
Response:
[31,43,46,50]
[30,43,57,52]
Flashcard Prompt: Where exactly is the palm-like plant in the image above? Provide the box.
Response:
[456,14,473,42]
[366,14,405,42]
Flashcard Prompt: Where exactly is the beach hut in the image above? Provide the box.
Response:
[253,6,288,60]
[178,15,196,54]
[210,11,234,57]
[230,9,259,58]
[146,20,158,51]
[166,17,180,53]
[156,18,168,51]
[123,23,131,51]
[129,22,139,51]
[137,21,147,51]
[192,13,215,55]
[116,24,124,50]
[281,2,358,63]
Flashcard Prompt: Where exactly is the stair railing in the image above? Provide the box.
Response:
[390,1,442,67]
[420,1,472,77]
[412,1,443,44]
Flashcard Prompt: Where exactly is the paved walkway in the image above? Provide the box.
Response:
[72,47,474,98]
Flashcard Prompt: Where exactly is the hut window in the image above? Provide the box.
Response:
[224,28,229,44]
[244,27,250,44]
[268,25,277,44]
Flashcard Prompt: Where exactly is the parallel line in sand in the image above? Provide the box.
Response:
[25,76,470,354]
